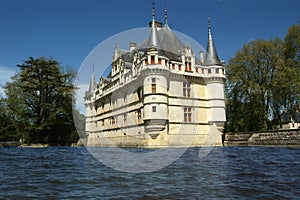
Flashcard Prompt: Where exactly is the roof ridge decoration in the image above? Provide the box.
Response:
[204,15,221,66]
[164,4,170,30]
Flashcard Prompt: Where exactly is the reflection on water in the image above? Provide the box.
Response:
[0,146,299,199]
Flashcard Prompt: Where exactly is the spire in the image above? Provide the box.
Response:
[204,15,221,66]
[148,0,162,49]
[88,64,97,94]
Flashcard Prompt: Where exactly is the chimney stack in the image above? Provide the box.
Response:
[130,42,136,51]
[199,51,204,64]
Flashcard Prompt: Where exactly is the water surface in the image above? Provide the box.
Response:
[0,146,299,199]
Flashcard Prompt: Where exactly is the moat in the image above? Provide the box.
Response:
[1,146,299,199]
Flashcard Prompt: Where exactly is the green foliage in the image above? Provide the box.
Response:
[0,97,20,141]
[226,23,300,132]
[1,57,81,145]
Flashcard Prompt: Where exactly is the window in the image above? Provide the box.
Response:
[152,84,156,93]
[152,106,156,112]
[137,87,143,100]
[172,64,175,70]
[183,82,191,97]
[178,65,181,70]
[158,58,162,64]
[208,69,211,74]
[184,107,192,122]
[151,77,156,93]
[111,117,116,125]
[185,62,192,71]
[151,56,155,64]
[137,110,142,123]
[195,68,198,73]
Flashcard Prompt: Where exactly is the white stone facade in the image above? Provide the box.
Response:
[84,9,226,147]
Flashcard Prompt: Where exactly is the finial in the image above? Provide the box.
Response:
[152,0,155,20]
[208,14,211,30]
[164,3,168,25]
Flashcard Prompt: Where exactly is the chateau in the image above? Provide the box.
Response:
[84,3,226,147]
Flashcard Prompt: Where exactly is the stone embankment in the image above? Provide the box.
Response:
[223,129,300,147]
[0,141,21,147]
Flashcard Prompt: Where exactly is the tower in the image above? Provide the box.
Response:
[142,0,169,139]
[85,65,97,137]
[204,16,226,132]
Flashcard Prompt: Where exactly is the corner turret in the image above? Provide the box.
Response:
[87,64,97,96]
[204,16,221,66]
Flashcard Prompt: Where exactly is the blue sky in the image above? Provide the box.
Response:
[0,0,299,96]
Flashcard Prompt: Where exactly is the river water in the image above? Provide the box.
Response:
[0,146,299,199]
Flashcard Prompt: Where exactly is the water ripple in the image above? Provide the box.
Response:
[0,146,299,199]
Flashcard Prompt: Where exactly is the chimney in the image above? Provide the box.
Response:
[199,51,204,65]
[130,42,136,51]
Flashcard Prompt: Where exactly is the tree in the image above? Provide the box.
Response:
[226,38,284,131]
[282,23,300,119]
[3,57,79,145]
[0,96,19,141]
[226,23,300,132]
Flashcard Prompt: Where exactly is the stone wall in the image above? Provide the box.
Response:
[223,129,300,147]
[0,141,21,147]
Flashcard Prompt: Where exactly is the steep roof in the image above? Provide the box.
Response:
[138,23,185,57]
[204,17,221,66]
[87,65,97,95]
[137,2,184,58]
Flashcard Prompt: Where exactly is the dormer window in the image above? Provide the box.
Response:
[151,56,155,64]
[185,61,192,72]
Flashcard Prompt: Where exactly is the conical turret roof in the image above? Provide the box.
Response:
[88,65,97,94]
[204,16,221,66]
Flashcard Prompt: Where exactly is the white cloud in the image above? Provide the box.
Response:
[0,65,17,96]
